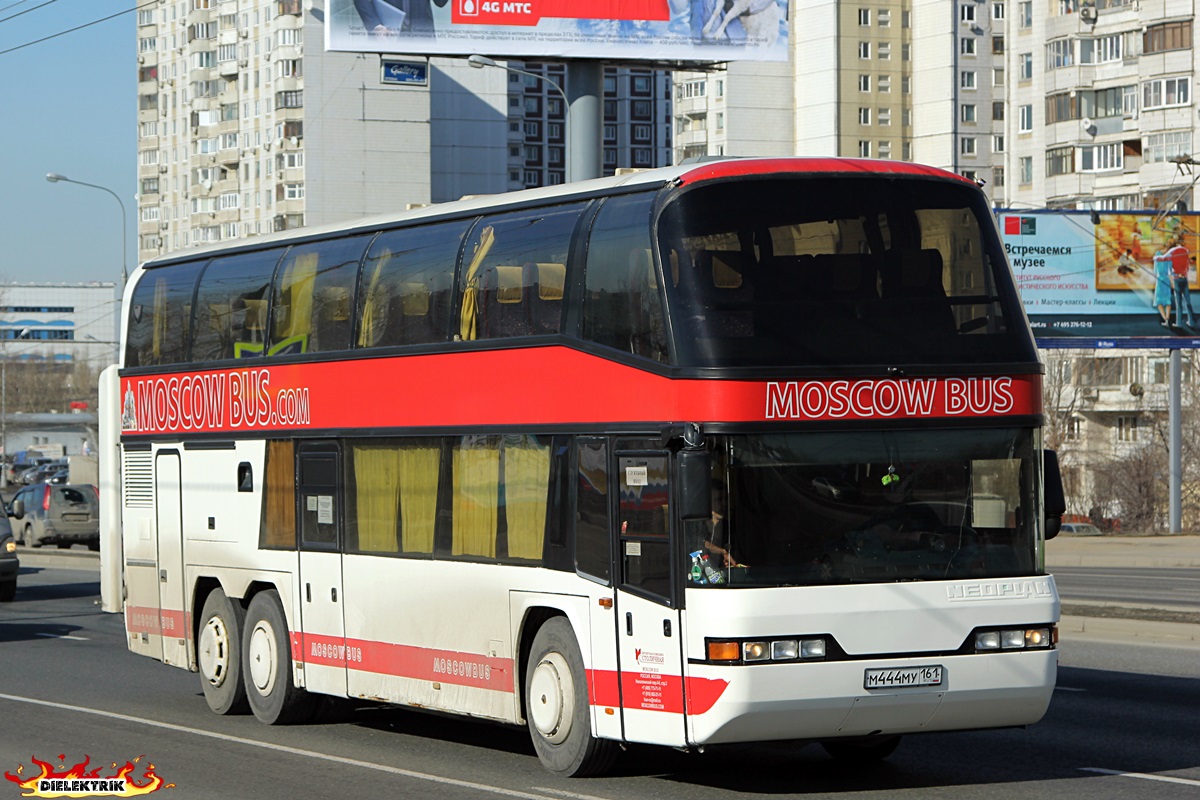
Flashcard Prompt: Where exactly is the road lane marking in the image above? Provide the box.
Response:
[531,789,616,800]
[0,693,610,800]
[1080,767,1200,787]
[34,633,89,641]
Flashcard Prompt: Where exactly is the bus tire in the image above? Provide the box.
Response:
[525,617,617,777]
[197,589,248,715]
[821,735,902,763]
[242,590,316,725]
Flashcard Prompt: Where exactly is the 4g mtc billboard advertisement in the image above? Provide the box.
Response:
[998,211,1200,348]
[325,0,790,62]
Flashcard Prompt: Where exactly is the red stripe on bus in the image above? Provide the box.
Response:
[290,632,515,692]
[587,669,728,715]
[119,349,1042,436]
[125,605,191,638]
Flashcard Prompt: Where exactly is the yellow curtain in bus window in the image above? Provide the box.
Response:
[398,442,439,554]
[358,248,392,348]
[352,444,402,553]
[452,439,499,558]
[459,226,496,342]
[503,437,550,560]
[272,251,318,355]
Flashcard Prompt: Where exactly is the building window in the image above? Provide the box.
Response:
[859,107,872,125]
[1019,52,1033,80]
[858,8,870,25]
[877,10,891,26]
[993,101,1005,120]
[961,37,976,55]
[878,75,891,92]
[1018,0,1032,27]
[878,140,892,158]
[1066,417,1082,440]
[1046,92,1079,124]
[993,35,1005,54]
[858,140,872,157]
[1019,156,1033,184]
[902,142,912,160]
[1046,146,1075,176]
[1143,77,1190,110]
[1046,39,1073,70]
[994,66,1005,86]
[878,42,891,59]
[1117,415,1138,442]
[993,1,1005,18]
[878,107,891,125]
[1079,34,1121,63]
[902,76,911,94]
[961,103,977,123]
[961,70,977,89]
[276,90,303,108]
[994,134,1005,152]
[1143,20,1192,54]
[1080,143,1124,172]
[859,74,871,92]
[961,137,978,155]
[859,41,871,58]
[1144,131,1191,163]
[994,166,1005,186]
[960,4,976,22]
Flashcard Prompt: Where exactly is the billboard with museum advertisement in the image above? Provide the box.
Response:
[998,210,1200,349]
[325,0,790,62]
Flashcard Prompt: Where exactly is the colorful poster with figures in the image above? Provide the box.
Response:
[999,211,1200,347]
[325,0,790,62]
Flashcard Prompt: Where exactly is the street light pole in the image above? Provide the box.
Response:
[46,172,128,289]
[468,55,573,184]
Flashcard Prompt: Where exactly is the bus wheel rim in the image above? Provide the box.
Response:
[199,615,230,687]
[248,619,277,694]
[529,653,573,745]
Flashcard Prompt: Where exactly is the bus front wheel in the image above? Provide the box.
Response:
[197,589,248,715]
[242,590,316,725]
[525,617,617,777]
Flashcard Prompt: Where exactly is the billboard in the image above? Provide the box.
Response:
[998,211,1200,348]
[325,0,790,62]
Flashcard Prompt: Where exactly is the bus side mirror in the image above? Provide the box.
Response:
[677,450,712,521]
[1043,450,1065,540]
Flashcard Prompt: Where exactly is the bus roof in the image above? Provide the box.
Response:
[141,157,972,270]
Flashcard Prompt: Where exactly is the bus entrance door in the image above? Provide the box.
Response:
[613,452,686,747]
[296,443,348,698]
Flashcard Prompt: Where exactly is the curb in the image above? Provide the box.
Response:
[1059,614,1200,647]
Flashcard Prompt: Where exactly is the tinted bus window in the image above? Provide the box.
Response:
[656,177,1037,368]
[125,260,206,367]
[459,203,586,341]
[192,250,283,361]
[356,221,469,348]
[582,193,667,363]
[270,236,369,356]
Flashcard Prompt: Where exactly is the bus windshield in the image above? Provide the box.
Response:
[686,427,1040,587]
[657,176,1036,369]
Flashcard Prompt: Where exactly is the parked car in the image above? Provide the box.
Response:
[1060,522,1103,536]
[9,483,100,550]
[48,468,70,484]
[0,514,17,601]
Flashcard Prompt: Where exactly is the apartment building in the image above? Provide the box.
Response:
[1005,0,1198,210]
[671,0,1006,200]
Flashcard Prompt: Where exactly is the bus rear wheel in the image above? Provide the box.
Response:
[525,617,617,777]
[197,589,248,715]
[821,735,902,763]
[242,590,316,725]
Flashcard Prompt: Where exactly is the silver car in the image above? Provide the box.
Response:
[9,483,100,550]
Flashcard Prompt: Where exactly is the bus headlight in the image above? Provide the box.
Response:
[743,642,770,662]
[974,626,1056,652]
[707,636,829,664]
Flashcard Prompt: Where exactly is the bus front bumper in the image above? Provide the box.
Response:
[686,649,1057,745]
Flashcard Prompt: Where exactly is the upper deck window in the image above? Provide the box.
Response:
[656,176,1035,369]
[126,260,207,367]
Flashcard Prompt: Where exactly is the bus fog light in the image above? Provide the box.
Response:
[1025,628,1051,648]
[975,631,1000,650]
[800,639,826,659]
[1001,629,1025,649]
[771,640,799,660]
[743,642,769,662]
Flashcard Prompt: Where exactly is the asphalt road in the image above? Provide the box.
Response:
[1052,566,1200,610]
[2,566,1199,800]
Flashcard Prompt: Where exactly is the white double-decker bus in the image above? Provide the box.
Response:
[102,158,1065,775]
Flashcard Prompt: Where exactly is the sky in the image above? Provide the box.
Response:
[0,0,135,288]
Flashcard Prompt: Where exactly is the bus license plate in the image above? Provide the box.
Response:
[864,665,943,689]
